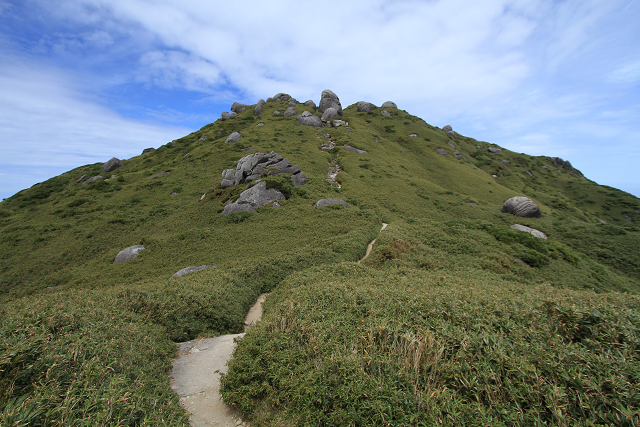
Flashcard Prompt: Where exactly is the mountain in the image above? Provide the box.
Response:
[1,91,639,426]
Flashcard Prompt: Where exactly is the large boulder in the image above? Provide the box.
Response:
[488,147,502,153]
[502,196,542,218]
[442,125,453,133]
[318,90,342,115]
[315,199,349,208]
[321,107,339,122]
[284,106,297,117]
[103,157,123,172]
[381,101,397,109]
[381,110,391,117]
[288,98,298,105]
[254,99,266,116]
[511,224,547,239]
[304,100,317,111]
[220,151,308,188]
[231,102,249,114]
[221,111,231,120]
[297,111,322,127]
[171,265,216,279]
[357,102,373,112]
[222,181,285,215]
[113,245,145,263]
[272,93,291,102]
[224,131,242,143]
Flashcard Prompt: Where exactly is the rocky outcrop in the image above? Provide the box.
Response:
[297,111,322,127]
[284,106,297,117]
[321,108,339,122]
[304,100,317,111]
[103,157,123,172]
[318,90,342,115]
[220,151,308,188]
[381,110,391,117]
[436,148,448,156]
[231,102,249,114]
[381,101,397,109]
[171,265,216,279]
[357,102,373,112]
[511,224,547,239]
[254,99,265,116]
[488,147,502,153]
[501,160,510,167]
[272,93,291,102]
[550,157,584,177]
[345,146,367,154]
[442,125,453,133]
[315,199,349,208]
[142,148,155,154]
[221,112,231,120]
[273,110,281,115]
[287,98,298,106]
[222,181,285,216]
[502,196,541,218]
[224,132,242,143]
[113,245,145,263]
[82,175,102,185]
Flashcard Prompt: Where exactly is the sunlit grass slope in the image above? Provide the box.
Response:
[1,96,639,425]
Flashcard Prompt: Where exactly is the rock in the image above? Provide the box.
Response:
[315,198,349,208]
[447,131,456,138]
[171,192,179,196]
[511,224,547,239]
[284,106,297,117]
[266,97,273,103]
[332,120,348,127]
[409,134,417,137]
[113,245,145,263]
[200,193,206,201]
[171,265,216,279]
[442,125,453,133]
[550,157,584,177]
[142,148,155,154]
[454,150,463,160]
[345,146,368,154]
[304,100,317,111]
[599,219,607,224]
[542,166,550,170]
[357,102,373,112]
[229,112,237,118]
[231,102,249,114]
[221,151,308,188]
[436,148,448,156]
[297,111,322,127]
[242,146,254,152]
[82,175,102,185]
[272,202,281,208]
[222,203,258,216]
[318,90,342,115]
[254,99,265,116]
[221,111,231,120]
[76,174,87,183]
[381,110,391,117]
[448,141,455,148]
[224,132,242,143]
[148,172,170,179]
[526,171,534,177]
[623,214,633,222]
[273,110,281,115]
[198,135,207,141]
[381,101,397,109]
[272,93,291,102]
[255,122,264,127]
[321,107,339,122]
[288,98,298,105]
[292,172,308,186]
[269,165,301,176]
[103,157,123,172]
[222,181,286,216]
[502,196,542,218]
[488,147,502,153]
[502,160,510,167]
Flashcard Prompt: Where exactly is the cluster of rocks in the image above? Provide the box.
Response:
[502,196,542,218]
[221,151,307,189]
[549,157,584,177]
[442,125,456,138]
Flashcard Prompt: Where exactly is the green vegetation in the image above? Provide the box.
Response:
[1,98,639,425]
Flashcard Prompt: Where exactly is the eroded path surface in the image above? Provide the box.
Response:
[358,222,388,264]
[171,294,268,427]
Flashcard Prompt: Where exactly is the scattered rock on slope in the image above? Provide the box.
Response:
[222,181,285,216]
[321,108,339,122]
[297,111,322,127]
[114,245,145,263]
[284,106,297,117]
[220,151,308,188]
[171,265,216,279]
[103,157,123,172]
[511,224,547,239]
[231,102,249,114]
[502,196,541,218]
[304,100,317,111]
[315,199,349,208]
[142,148,155,154]
[318,90,343,115]
[254,99,265,116]
[272,93,291,102]
[221,112,231,120]
[488,147,502,153]
[357,102,373,112]
[381,101,397,109]
[381,110,391,117]
[436,148,448,156]
[224,132,242,143]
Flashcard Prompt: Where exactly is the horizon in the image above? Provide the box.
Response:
[1,0,639,200]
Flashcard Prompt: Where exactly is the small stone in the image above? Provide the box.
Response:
[448,141,455,148]
[409,134,417,137]
[357,101,373,112]
[526,171,534,177]
[599,219,607,224]
[142,148,155,154]
[321,107,339,122]
[82,175,102,185]
[454,150,463,160]
[171,192,178,196]
[442,125,453,133]
[255,122,264,127]
[381,110,391,117]
[198,135,208,141]
[231,102,249,114]
[436,148,448,156]
[284,106,297,117]
[304,100,317,111]
[345,146,367,154]
[511,224,547,239]
[502,196,541,218]
[76,174,87,183]
[502,160,510,167]
[225,132,242,143]
[171,265,216,279]
[221,111,230,120]
[200,194,206,201]
[315,198,349,208]
[273,110,281,115]
[623,214,633,222]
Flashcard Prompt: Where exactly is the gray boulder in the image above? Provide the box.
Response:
[284,106,297,117]
[76,174,87,183]
[448,141,455,148]
[502,160,510,167]
[357,102,373,112]
[292,172,308,186]
[288,98,298,105]
[222,181,286,216]
[381,101,397,109]
[315,199,349,208]
[221,151,308,188]
[255,122,264,127]
[454,150,463,160]
[447,131,456,138]
[142,148,155,154]
[304,100,317,111]
[103,157,123,172]
[321,107,339,122]
[272,93,291,102]
[221,111,231,120]
[502,196,542,218]
[345,146,368,154]
[550,157,584,177]
[297,111,322,127]
[436,148,448,156]
[231,102,249,114]
[623,214,633,222]
[171,265,216,279]
[224,132,242,143]
[229,112,237,118]
[511,224,547,239]
[318,90,342,115]
[273,110,281,115]
[442,125,453,133]
[488,147,502,153]
[82,175,103,185]
[254,99,265,116]
[381,110,391,117]
[113,245,145,263]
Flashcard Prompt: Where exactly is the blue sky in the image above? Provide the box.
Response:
[1,0,639,200]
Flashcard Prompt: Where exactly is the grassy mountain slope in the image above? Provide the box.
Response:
[1,95,639,425]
